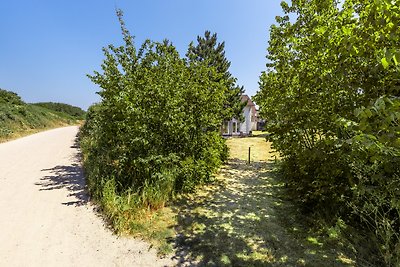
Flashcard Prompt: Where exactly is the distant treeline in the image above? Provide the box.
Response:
[33,102,85,119]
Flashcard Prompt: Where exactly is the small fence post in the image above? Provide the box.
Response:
[248,146,251,165]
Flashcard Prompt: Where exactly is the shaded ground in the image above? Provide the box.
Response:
[35,134,89,207]
[38,163,88,207]
[172,136,356,266]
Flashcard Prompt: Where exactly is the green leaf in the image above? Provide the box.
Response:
[393,54,399,66]
[342,26,351,35]
[381,57,389,69]
[353,46,359,54]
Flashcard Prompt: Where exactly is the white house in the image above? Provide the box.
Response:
[222,95,258,136]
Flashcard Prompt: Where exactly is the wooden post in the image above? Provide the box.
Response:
[248,147,251,164]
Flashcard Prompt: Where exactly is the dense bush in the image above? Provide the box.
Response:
[80,11,229,214]
[0,88,24,105]
[340,96,400,265]
[255,0,400,265]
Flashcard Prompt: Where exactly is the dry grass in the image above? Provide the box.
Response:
[120,207,177,255]
[226,131,277,162]
[171,136,356,266]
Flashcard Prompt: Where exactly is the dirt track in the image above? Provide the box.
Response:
[0,126,174,266]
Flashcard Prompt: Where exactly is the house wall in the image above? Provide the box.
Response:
[251,121,257,131]
[223,95,258,136]
[222,119,239,136]
[239,106,252,134]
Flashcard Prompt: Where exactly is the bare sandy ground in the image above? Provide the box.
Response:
[0,126,175,267]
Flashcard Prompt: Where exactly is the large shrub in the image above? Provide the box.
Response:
[338,96,400,265]
[255,0,400,264]
[80,11,228,212]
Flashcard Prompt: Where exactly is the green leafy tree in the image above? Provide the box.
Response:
[187,31,245,120]
[255,0,400,264]
[81,10,228,216]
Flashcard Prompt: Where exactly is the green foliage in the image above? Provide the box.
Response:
[187,31,245,120]
[33,102,85,119]
[80,9,228,227]
[338,96,400,265]
[187,31,231,78]
[255,0,400,265]
[0,88,24,105]
[0,88,80,141]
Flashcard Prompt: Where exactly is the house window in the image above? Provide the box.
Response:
[232,121,238,133]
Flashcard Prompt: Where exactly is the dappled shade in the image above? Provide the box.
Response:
[172,159,356,266]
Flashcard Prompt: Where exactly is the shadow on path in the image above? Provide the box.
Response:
[35,137,88,207]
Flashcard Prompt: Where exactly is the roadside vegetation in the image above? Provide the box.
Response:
[79,10,243,253]
[0,88,84,142]
[33,102,86,119]
[255,1,400,265]
[80,2,399,265]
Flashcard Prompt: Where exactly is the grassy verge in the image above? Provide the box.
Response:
[84,133,367,265]
[0,89,84,143]
[226,131,275,162]
[0,104,80,143]
[92,183,177,255]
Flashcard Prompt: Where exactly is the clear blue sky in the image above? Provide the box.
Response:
[0,1,284,110]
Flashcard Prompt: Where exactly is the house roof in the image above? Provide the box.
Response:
[241,95,255,107]
[241,95,258,117]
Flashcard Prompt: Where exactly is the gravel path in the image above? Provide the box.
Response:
[0,126,175,267]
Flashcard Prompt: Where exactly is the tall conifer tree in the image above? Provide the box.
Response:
[187,31,245,120]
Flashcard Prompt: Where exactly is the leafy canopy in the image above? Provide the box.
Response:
[81,10,229,212]
[255,0,400,264]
